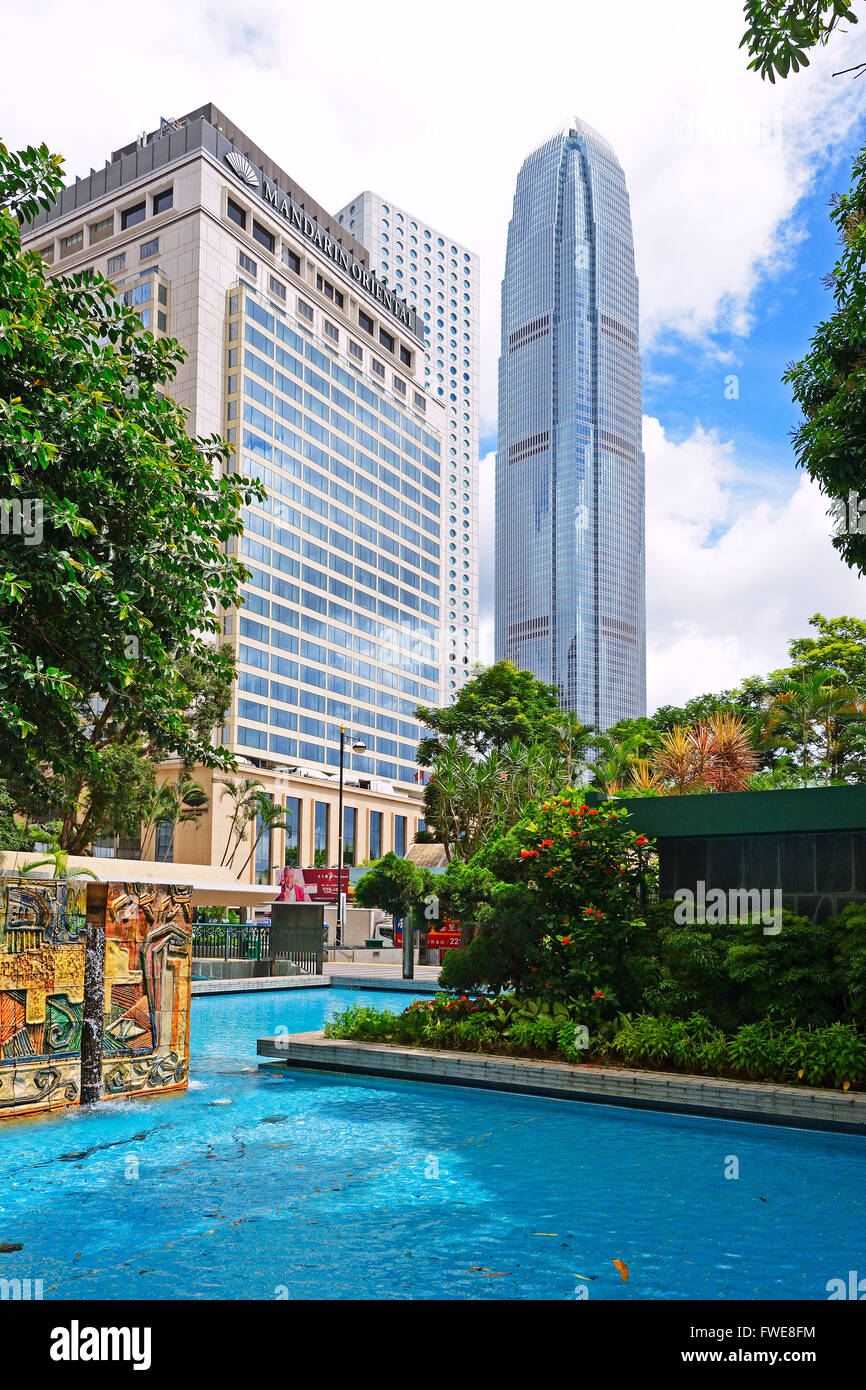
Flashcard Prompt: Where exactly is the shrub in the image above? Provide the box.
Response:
[437,794,651,1001]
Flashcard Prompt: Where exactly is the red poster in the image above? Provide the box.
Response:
[300,868,351,903]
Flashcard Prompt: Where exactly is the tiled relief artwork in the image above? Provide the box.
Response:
[0,877,193,1120]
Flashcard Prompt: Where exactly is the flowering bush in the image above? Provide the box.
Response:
[439,794,653,1004]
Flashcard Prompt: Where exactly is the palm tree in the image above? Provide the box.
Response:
[766,669,863,779]
[216,775,265,869]
[589,732,652,794]
[139,773,208,861]
[235,793,292,879]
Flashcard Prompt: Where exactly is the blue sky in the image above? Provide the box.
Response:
[644,119,866,465]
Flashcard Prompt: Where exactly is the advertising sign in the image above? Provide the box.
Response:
[301,869,351,903]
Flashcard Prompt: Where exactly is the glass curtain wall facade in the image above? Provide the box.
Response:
[335,192,480,702]
[495,120,646,726]
[228,286,443,785]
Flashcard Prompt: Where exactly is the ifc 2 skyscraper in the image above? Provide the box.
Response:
[495,120,646,727]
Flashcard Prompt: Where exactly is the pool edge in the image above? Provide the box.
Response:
[256,1033,866,1136]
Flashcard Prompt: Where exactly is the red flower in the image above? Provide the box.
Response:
[520,848,538,858]
[540,839,554,848]
[531,967,538,973]
[634,836,648,846]
[560,936,572,946]
[569,809,577,815]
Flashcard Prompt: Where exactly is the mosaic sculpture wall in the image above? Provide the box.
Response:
[0,876,193,1121]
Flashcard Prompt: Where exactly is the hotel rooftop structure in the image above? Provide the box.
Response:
[22,104,446,879]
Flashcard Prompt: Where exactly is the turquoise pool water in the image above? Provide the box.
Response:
[1,986,864,1301]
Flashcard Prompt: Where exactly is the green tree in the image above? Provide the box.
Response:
[740,0,860,82]
[0,142,262,848]
[787,613,866,691]
[437,796,652,1003]
[352,852,434,926]
[766,668,866,778]
[784,148,866,580]
[235,795,291,880]
[416,661,567,762]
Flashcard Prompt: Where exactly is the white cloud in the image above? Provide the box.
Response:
[2,0,863,434]
[5,2,863,716]
[480,420,862,713]
[644,416,866,709]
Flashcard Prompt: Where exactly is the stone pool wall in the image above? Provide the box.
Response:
[0,876,193,1120]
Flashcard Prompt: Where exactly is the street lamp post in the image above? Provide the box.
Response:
[336,723,366,947]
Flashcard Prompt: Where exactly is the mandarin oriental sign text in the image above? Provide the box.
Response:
[225,150,422,342]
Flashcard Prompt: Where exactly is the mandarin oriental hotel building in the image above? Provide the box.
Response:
[22,105,445,879]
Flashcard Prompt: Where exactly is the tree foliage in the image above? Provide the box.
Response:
[436,796,653,1003]
[0,141,261,848]
[740,0,859,81]
[416,661,566,761]
[351,852,434,923]
[784,148,866,580]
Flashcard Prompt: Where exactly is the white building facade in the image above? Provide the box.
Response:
[335,193,479,700]
[21,106,446,874]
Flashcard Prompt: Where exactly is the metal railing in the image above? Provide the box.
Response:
[191,923,270,961]
[191,921,323,975]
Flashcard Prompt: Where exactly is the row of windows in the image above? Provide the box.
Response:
[282,797,410,867]
[43,186,173,264]
[225,193,419,376]
[235,295,438,455]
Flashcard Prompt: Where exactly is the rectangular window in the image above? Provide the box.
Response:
[153,188,173,215]
[239,250,257,276]
[227,198,247,230]
[393,375,406,395]
[400,345,412,367]
[394,815,407,858]
[358,310,374,336]
[379,328,394,353]
[253,220,275,253]
[107,252,126,276]
[90,215,113,243]
[315,273,344,308]
[369,810,382,860]
[282,245,301,274]
[342,806,356,867]
[121,202,146,230]
[297,298,313,322]
[269,275,286,301]
[39,243,55,264]
[254,800,273,885]
[285,796,301,866]
[313,802,329,866]
[157,311,167,332]
[348,340,363,361]
[413,391,426,411]
[155,819,174,863]
[158,282,168,305]
[371,359,385,379]
[62,229,83,254]
[324,320,339,342]
[140,238,159,260]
